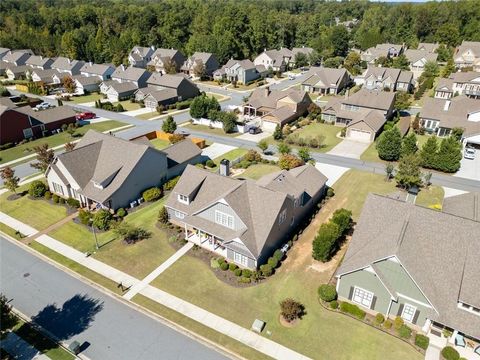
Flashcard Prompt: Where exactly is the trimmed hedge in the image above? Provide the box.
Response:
[117,208,127,217]
[241,269,252,278]
[415,334,429,350]
[384,319,393,329]
[234,268,242,276]
[375,313,385,325]
[220,262,229,271]
[339,302,366,320]
[28,181,47,198]
[260,264,273,277]
[398,324,412,339]
[228,263,238,271]
[329,300,338,310]
[142,187,162,202]
[67,197,80,208]
[441,346,459,360]
[317,284,337,302]
[44,191,51,200]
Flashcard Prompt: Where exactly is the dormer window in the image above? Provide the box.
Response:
[178,194,189,205]
[215,210,234,229]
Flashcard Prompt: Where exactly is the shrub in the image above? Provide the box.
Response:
[169,133,185,144]
[78,209,92,225]
[218,258,226,266]
[92,209,113,231]
[398,324,412,339]
[330,300,339,309]
[115,103,124,112]
[44,191,51,200]
[331,208,352,236]
[66,197,80,208]
[210,258,220,269]
[238,276,251,284]
[158,206,169,224]
[279,154,304,170]
[273,249,283,261]
[375,313,385,325]
[243,149,262,162]
[234,268,242,276]
[441,346,459,360]
[143,187,162,202]
[116,208,126,217]
[220,262,229,271]
[384,319,393,329]
[205,159,215,168]
[394,316,404,330]
[317,284,337,302]
[241,269,252,278]
[28,180,47,198]
[267,257,279,269]
[312,222,340,262]
[280,298,305,322]
[260,264,273,277]
[326,188,335,198]
[376,127,402,161]
[228,263,238,271]
[113,222,151,244]
[164,176,180,191]
[52,194,59,203]
[59,197,65,204]
[339,302,366,320]
[415,334,429,350]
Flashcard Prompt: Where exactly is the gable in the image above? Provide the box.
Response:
[194,201,247,232]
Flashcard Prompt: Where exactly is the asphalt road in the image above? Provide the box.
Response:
[0,237,230,360]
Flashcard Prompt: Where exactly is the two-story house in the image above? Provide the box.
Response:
[404,49,438,80]
[30,69,62,85]
[243,87,312,131]
[434,72,480,100]
[128,46,156,68]
[301,67,352,95]
[165,163,327,269]
[454,41,480,72]
[80,62,115,81]
[110,64,151,88]
[25,55,54,70]
[147,48,186,74]
[213,59,266,84]
[181,52,220,78]
[359,66,413,92]
[2,49,33,66]
[336,193,480,352]
[360,43,405,64]
[253,49,289,72]
[321,89,396,142]
[51,57,85,76]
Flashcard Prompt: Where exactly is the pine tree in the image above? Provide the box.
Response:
[419,136,439,169]
[376,127,402,161]
[273,124,283,140]
[395,154,422,189]
[435,136,462,173]
[162,115,177,134]
[401,132,418,157]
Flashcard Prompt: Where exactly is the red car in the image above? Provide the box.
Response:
[75,111,96,120]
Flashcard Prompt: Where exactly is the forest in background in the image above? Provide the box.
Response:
[1,0,479,65]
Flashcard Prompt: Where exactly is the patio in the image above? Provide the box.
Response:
[185,227,227,257]
[427,322,480,359]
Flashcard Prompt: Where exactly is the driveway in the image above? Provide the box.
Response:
[237,130,272,142]
[327,139,370,159]
[454,153,480,181]
[315,163,349,187]
[201,143,236,160]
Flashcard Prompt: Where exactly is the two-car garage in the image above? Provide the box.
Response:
[346,128,374,143]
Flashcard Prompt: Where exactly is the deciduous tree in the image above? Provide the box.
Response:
[30,144,55,173]
[0,167,19,194]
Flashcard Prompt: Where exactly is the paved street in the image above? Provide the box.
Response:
[0,236,230,360]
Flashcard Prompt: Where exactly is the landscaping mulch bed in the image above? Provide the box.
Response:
[279,315,299,328]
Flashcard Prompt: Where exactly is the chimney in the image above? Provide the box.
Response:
[150,45,155,51]
[220,159,230,176]
[443,100,451,111]
[89,61,93,66]
[120,64,125,71]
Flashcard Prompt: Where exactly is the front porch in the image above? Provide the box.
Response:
[426,321,480,358]
[185,226,227,257]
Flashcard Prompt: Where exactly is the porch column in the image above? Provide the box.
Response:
[449,330,458,345]
[184,223,187,240]
[422,318,431,333]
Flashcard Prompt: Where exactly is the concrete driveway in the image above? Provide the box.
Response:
[201,143,235,160]
[327,139,370,159]
[237,130,272,142]
[315,163,349,187]
[454,153,480,181]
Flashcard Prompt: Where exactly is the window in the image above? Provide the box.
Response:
[174,210,185,219]
[178,194,189,204]
[52,182,64,195]
[234,252,249,267]
[278,209,287,225]
[215,210,234,229]
[23,128,33,139]
[401,303,417,323]
[352,287,374,308]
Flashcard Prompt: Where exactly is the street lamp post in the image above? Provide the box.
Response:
[89,219,99,250]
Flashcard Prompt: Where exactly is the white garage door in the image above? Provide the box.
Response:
[262,120,278,132]
[348,129,372,143]
[107,93,119,102]
[465,134,480,147]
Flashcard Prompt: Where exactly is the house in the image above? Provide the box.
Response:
[147,48,186,74]
[181,52,219,78]
[133,86,157,102]
[243,87,312,131]
[404,49,438,80]
[321,89,396,142]
[419,96,480,145]
[417,43,439,53]
[25,55,54,70]
[253,49,289,72]
[301,67,351,95]
[5,65,32,80]
[454,41,480,71]
[358,66,413,92]
[111,65,151,88]
[0,61,12,76]
[0,100,76,145]
[0,48,10,60]
[360,43,405,64]
[51,57,85,76]
[335,193,480,347]
[2,50,32,66]
[128,46,156,68]
[73,75,101,95]
[46,130,202,210]
[165,163,327,269]
[30,69,62,85]
[434,72,480,100]
[213,59,266,84]
[80,62,115,81]
[103,81,138,102]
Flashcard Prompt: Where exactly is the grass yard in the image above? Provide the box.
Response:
[0,120,127,165]
[114,100,142,111]
[48,199,176,279]
[150,138,170,150]
[69,93,103,104]
[136,111,160,120]
[415,186,444,210]
[213,148,248,164]
[184,124,239,137]
[149,170,421,360]
[0,184,68,231]
[236,164,280,180]
[0,222,24,239]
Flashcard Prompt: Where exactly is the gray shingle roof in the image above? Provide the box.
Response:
[302,67,348,87]
[80,63,114,76]
[162,139,201,168]
[404,49,438,64]
[112,65,150,82]
[51,57,84,71]
[337,194,480,340]
[443,192,479,222]
[17,106,76,124]
[108,81,138,94]
[25,55,53,67]
[73,75,101,86]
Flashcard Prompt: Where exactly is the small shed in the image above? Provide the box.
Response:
[251,319,266,333]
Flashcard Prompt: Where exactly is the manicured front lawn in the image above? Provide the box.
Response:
[236,164,280,180]
[114,100,142,111]
[213,148,248,163]
[136,111,159,120]
[415,186,444,210]
[69,93,103,104]
[184,123,239,137]
[48,199,176,279]
[0,120,127,164]
[150,138,170,150]
[150,170,420,360]
[0,184,68,231]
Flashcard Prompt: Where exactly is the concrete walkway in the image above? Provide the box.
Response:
[201,143,236,159]
[123,242,194,300]
[25,212,78,244]
[0,211,38,237]
[424,344,441,360]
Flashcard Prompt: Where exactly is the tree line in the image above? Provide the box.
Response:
[1,0,479,66]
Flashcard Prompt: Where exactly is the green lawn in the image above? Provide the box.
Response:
[136,111,160,120]
[114,100,142,111]
[0,184,68,231]
[236,164,280,180]
[415,186,444,210]
[207,148,248,171]
[0,120,127,165]
[184,124,240,137]
[149,170,421,360]
[48,199,176,279]
[0,222,24,239]
[69,93,103,104]
[150,138,170,150]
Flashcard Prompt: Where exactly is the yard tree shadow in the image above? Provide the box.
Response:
[31,294,104,341]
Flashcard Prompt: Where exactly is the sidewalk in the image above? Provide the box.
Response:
[0,211,38,237]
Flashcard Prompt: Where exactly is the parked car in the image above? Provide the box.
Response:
[248,126,262,135]
[75,111,96,120]
[464,147,476,160]
[288,74,296,80]
[33,102,54,111]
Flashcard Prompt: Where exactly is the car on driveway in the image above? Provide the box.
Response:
[464,147,476,160]
[75,111,96,121]
[34,102,54,111]
[248,126,262,135]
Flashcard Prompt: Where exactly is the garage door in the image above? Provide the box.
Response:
[262,120,278,132]
[465,134,480,148]
[348,129,372,143]
[107,93,119,102]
